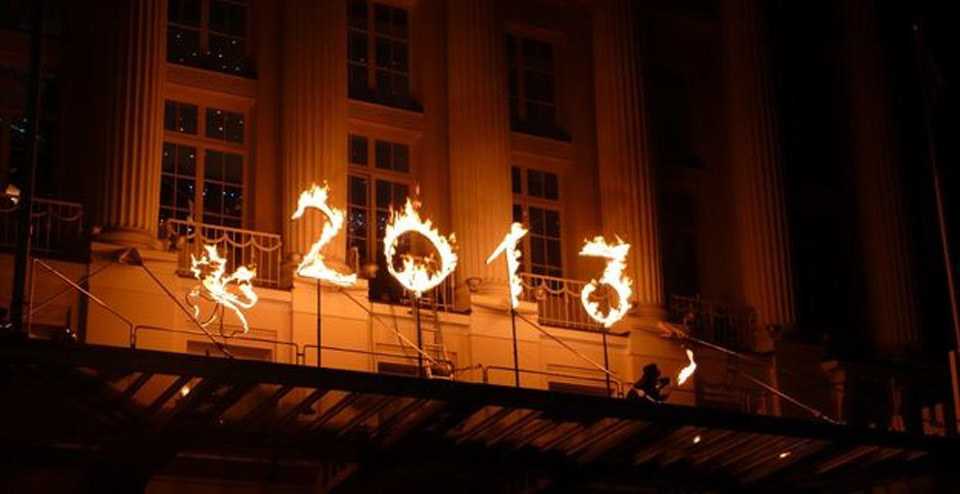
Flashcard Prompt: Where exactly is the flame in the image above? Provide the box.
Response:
[579,236,633,327]
[486,222,528,309]
[290,183,357,286]
[677,348,697,385]
[187,244,259,334]
[383,198,457,297]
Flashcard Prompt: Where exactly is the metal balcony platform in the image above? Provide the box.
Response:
[0,337,954,492]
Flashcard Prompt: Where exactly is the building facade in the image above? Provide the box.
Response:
[0,0,955,491]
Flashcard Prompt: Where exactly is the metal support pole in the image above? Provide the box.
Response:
[511,308,520,387]
[602,331,611,396]
[10,0,44,334]
[414,295,423,377]
[317,278,323,367]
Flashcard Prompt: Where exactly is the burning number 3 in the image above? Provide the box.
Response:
[291,183,357,286]
[579,236,633,328]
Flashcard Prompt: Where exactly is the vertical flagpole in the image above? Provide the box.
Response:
[508,263,520,387]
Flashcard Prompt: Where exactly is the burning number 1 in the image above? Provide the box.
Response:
[579,236,633,328]
[486,222,529,309]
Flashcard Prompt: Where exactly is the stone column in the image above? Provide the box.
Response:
[591,0,663,312]
[844,0,919,356]
[91,0,166,248]
[281,0,349,262]
[724,0,795,351]
[446,0,513,291]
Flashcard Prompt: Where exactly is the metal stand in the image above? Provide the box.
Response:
[602,331,611,396]
[413,295,423,377]
[316,279,322,367]
[511,308,520,387]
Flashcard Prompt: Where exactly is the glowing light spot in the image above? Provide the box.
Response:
[186,245,258,334]
[678,348,698,386]
[579,236,633,327]
[291,183,357,286]
[486,222,528,309]
[383,198,457,297]
[692,435,701,444]
[779,451,791,459]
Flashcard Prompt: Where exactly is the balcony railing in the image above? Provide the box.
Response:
[161,219,283,288]
[350,247,459,313]
[0,194,86,258]
[519,273,602,331]
[668,295,756,351]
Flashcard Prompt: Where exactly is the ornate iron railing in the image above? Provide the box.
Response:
[668,295,756,351]
[0,194,85,256]
[161,219,283,288]
[519,273,602,331]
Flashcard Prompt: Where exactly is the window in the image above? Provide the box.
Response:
[160,99,246,228]
[507,34,565,140]
[348,1,416,109]
[167,0,252,76]
[347,134,414,304]
[662,192,700,297]
[512,166,563,277]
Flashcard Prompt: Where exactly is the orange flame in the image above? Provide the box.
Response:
[187,244,258,334]
[579,236,633,327]
[291,183,357,286]
[678,348,697,385]
[383,198,457,297]
[486,222,528,309]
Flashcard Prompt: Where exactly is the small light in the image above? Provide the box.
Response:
[180,386,191,397]
[692,435,701,444]
[778,451,791,459]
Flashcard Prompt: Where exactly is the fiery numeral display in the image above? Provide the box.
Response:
[383,198,457,297]
[291,183,357,286]
[579,236,633,328]
[486,222,528,309]
[677,348,697,386]
[186,244,259,334]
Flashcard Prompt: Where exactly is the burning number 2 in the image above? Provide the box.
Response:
[291,183,357,286]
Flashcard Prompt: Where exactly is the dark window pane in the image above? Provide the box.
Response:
[208,34,246,74]
[349,31,368,63]
[162,143,176,172]
[349,0,368,29]
[530,237,545,264]
[393,183,409,207]
[349,65,369,97]
[393,144,409,173]
[511,166,521,194]
[350,135,368,165]
[224,153,243,184]
[527,169,543,198]
[177,145,197,175]
[223,185,243,218]
[205,150,224,180]
[180,103,198,134]
[164,101,176,131]
[167,26,201,64]
[376,179,392,208]
[225,112,244,143]
[349,208,367,238]
[160,175,174,207]
[513,204,523,223]
[204,182,224,214]
[529,207,544,234]
[544,172,559,200]
[545,209,560,238]
[176,177,195,212]
[375,140,391,170]
[547,239,562,267]
[349,175,368,207]
[206,108,225,139]
[375,210,389,238]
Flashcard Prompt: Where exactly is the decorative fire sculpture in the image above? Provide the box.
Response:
[186,244,259,334]
[579,236,633,328]
[677,348,697,385]
[291,183,357,286]
[383,197,457,297]
[486,222,528,309]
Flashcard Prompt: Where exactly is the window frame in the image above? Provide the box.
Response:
[160,97,250,229]
[167,0,252,76]
[505,30,566,140]
[512,164,566,278]
[346,131,416,272]
[348,0,417,109]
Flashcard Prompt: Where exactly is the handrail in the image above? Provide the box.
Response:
[133,324,302,363]
[161,219,283,288]
[302,343,455,370]
[519,272,603,331]
[31,259,132,338]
